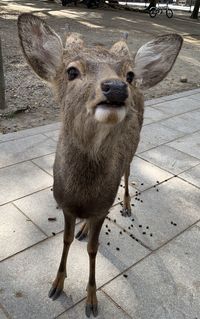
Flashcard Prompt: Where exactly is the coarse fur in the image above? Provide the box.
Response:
[18,13,183,317]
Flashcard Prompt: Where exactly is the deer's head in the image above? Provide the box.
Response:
[18,14,182,128]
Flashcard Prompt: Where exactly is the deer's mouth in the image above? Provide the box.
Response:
[96,101,125,109]
[94,101,126,124]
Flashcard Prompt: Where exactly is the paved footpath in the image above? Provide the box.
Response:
[0,89,200,319]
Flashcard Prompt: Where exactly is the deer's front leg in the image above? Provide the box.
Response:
[122,165,132,217]
[85,217,105,318]
[49,211,76,300]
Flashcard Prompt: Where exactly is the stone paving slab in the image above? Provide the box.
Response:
[168,131,200,160]
[108,177,200,250]
[0,123,60,143]
[190,92,200,101]
[143,107,170,125]
[14,188,63,237]
[179,164,200,188]
[0,203,46,261]
[160,109,200,134]
[0,161,53,205]
[32,153,55,176]
[129,157,173,191]
[136,122,184,153]
[44,130,60,142]
[152,97,200,116]
[0,134,56,169]
[57,291,131,319]
[0,226,148,319]
[139,145,199,175]
[102,226,200,319]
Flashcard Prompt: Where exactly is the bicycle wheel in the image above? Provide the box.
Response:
[166,8,173,18]
[149,7,157,18]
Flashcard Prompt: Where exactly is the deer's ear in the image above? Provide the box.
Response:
[110,40,130,58]
[18,13,63,82]
[134,34,183,89]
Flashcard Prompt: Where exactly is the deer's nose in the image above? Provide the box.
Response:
[101,80,128,104]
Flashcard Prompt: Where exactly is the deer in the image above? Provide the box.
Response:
[18,13,182,317]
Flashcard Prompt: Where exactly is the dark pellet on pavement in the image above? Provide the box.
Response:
[123,274,128,278]
[52,232,56,236]
[156,189,159,192]
[118,197,120,200]
[120,231,122,235]
[150,233,153,237]
[132,218,134,221]
[106,225,108,228]
[131,204,135,207]
[128,226,131,229]
[116,247,120,251]
[114,219,116,223]
[146,226,149,229]
[142,232,146,235]
[107,242,110,246]
[105,232,109,235]
[153,185,156,188]
[131,224,133,227]
[174,223,177,226]
[139,225,142,228]
[56,206,59,209]
[50,188,53,191]
[123,229,126,232]
[171,221,174,225]
[48,217,57,221]
[140,200,143,203]
[156,181,159,183]
[141,183,144,185]
[135,238,139,242]
[108,229,111,232]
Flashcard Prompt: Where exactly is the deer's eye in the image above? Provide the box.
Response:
[126,71,135,84]
[67,67,80,81]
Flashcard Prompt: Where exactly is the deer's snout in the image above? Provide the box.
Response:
[101,80,128,105]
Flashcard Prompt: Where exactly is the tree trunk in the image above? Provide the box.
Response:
[191,0,200,19]
[0,38,6,110]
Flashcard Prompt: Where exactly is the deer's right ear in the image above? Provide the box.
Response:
[18,13,63,82]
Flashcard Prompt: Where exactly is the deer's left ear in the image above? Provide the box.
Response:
[134,34,183,89]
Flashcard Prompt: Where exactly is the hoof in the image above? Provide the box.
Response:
[48,285,62,300]
[85,303,98,317]
[121,208,132,217]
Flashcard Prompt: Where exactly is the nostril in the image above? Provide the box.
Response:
[101,82,110,93]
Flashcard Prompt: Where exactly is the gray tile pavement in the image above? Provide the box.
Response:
[57,291,131,319]
[129,156,172,191]
[108,177,200,250]
[0,203,46,261]
[168,131,200,159]
[32,153,55,176]
[0,134,56,168]
[138,145,199,175]
[0,89,200,319]
[179,163,200,188]
[136,122,184,153]
[102,226,200,319]
[0,161,53,205]
[152,96,200,116]
[14,188,63,237]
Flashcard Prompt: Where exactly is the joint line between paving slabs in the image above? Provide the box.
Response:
[30,159,54,177]
[0,185,51,208]
[137,128,200,156]
[12,202,49,237]
[100,289,133,318]
[0,151,56,170]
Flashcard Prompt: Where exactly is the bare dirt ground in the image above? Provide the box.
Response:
[0,0,200,133]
